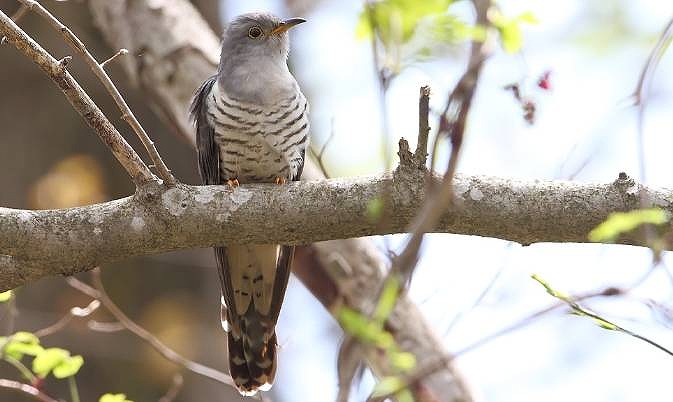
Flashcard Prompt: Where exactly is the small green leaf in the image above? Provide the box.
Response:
[53,355,84,379]
[9,332,39,345]
[32,348,70,378]
[358,0,456,44]
[531,274,571,302]
[367,197,385,222]
[390,351,417,371]
[5,342,44,360]
[100,393,134,402]
[373,276,401,324]
[490,10,537,53]
[372,376,405,397]
[0,290,12,302]
[397,388,415,402]
[515,11,539,24]
[592,317,618,331]
[588,208,670,243]
[1,332,43,360]
[337,307,395,348]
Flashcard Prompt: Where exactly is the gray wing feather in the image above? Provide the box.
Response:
[191,77,241,332]
[190,75,220,185]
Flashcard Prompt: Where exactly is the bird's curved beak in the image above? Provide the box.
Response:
[270,18,306,36]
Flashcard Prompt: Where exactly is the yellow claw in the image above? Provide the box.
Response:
[226,178,240,188]
[274,177,287,185]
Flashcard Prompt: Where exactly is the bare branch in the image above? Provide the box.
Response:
[33,299,101,338]
[15,0,176,186]
[158,374,184,402]
[100,48,129,69]
[79,271,234,388]
[308,118,336,178]
[453,287,624,358]
[415,85,431,167]
[0,10,154,186]
[0,379,58,402]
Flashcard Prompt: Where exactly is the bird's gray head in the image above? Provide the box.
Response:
[217,13,306,103]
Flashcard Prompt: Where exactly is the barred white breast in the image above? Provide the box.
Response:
[206,81,309,184]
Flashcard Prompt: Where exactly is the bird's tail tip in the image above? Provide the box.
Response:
[228,331,278,396]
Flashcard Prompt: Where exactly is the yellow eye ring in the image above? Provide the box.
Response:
[248,26,263,39]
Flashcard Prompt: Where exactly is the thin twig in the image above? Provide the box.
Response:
[0,10,154,186]
[309,118,336,178]
[68,376,80,402]
[443,264,504,336]
[415,86,431,167]
[631,15,673,247]
[0,379,58,402]
[16,0,176,186]
[67,272,234,387]
[3,355,37,383]
[452,287,623,358]
[33,299,101,338]
[158,374,184,402]
[86,320,126,333]
[100,48,129,69]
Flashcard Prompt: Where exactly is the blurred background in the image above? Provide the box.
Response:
[2,0,673,401]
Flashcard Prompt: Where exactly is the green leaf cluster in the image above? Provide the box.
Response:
[357,0,456,44]
[1,332,84,379]
[337,276,417,399]
[489,10,537,53]
[33,348,84,379]
[0,332,43,361]
[588,208,670,243]
[357,0,537,71]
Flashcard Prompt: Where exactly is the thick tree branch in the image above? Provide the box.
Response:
[0,9,154,186]
[0,170,668,289]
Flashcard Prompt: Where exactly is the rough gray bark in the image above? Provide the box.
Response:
[2,168,666,289]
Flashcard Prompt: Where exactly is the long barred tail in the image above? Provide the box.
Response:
[227,324,278,395]
[215,244,293,396]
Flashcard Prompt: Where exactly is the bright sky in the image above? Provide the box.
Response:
[223,1,673,401]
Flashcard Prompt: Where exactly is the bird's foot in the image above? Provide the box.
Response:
[274,177,287,185]
[226,178,240,188]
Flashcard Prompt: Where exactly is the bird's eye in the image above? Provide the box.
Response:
[248,26,263,39]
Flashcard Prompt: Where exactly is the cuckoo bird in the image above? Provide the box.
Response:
[190,13,309,396]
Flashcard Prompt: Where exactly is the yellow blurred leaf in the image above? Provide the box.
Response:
[29,155,107,209]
